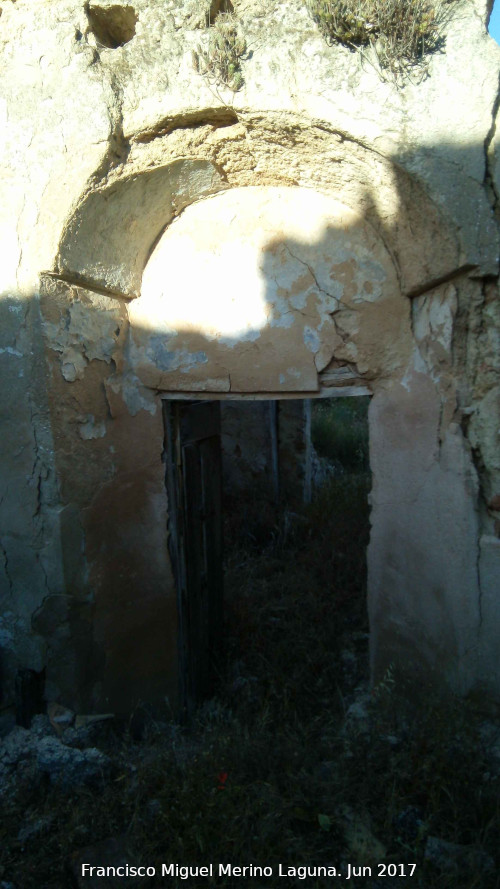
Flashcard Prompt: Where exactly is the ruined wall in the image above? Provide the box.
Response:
[1,0,499,714]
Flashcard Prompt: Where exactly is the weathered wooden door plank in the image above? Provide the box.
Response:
[163,400,223,718]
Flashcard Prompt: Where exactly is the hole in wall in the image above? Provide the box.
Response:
[206,0,234,25]
[86,4,137,49]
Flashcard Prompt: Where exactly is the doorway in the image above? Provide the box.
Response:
[163,395,370,719]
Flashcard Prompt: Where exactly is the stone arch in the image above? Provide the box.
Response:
[55,111,463,301]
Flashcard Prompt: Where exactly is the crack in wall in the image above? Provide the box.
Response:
[406,264,478,299]
[476,532,483,637]
[133,109,239,145]
[370,223,402,292]
[0,539,13,594]
[28,406,44,529]
[283,245,339,303]
[44,271,133,302]
[15,193,26,288]
[36,552,53,596]
[461,275,499,519]
[451,279,492,642]
[483,70,500,220]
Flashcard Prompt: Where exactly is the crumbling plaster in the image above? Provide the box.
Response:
[0,0,499,713]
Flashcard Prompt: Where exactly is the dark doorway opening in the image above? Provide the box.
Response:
[163,396,371,720]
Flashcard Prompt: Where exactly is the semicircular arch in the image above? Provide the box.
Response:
[55,111,461,301]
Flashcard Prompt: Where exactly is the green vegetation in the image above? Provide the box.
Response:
[306,0,456,80]
[192,13,246,91]
[190,0,458,89]
[312,396,370,471]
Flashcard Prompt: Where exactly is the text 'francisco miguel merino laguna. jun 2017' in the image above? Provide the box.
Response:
[81,862,417,880]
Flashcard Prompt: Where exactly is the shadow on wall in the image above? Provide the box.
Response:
[0,130,499,715]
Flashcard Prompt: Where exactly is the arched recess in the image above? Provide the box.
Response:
[128,185,408,395]
[38,111,484,715]
[54,111,465,302]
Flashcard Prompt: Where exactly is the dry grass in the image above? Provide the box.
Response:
[306,0,457,81]
[192,13,247,91]
[191,0,457,89]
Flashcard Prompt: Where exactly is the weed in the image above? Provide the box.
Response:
[192,12,246,91]
[306,0,458,82]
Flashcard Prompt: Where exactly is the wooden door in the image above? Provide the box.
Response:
[163,400,224,718]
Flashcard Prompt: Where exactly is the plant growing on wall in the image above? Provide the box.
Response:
[192,13,247,91]
[305,0,457,82]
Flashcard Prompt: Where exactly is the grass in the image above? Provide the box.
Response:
[2,419,499,887]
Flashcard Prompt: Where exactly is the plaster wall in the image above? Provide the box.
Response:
[0,0,499,715]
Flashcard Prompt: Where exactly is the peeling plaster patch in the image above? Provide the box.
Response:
[290,291,310,310]
[78,416,107,440]
[400,348,431,392]
[280,248,342,312]
[0,347,23,357]
[180,355,208,373]
[61,349,87,382]
[339,253,386,304]
[270,311,296,330]
[43,293,125,381]
[310,261,344,304]
[147,337,208,373]
[358,258,386,282]
[106,372,157,417]
[304,326,320,353]
[67,302,118,362]
[218,328,262,347]
[123,384,157,416]
[318,293,340,314]
[331,245,353,263]
[266,280,297,326]
[268,250,314,299]
[413,285,457,354]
